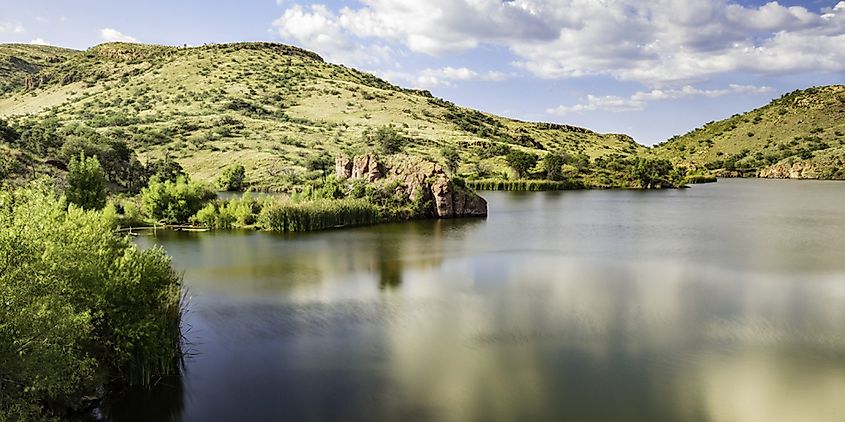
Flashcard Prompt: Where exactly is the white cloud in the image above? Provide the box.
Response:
[271,4,392,66]
[379,66,508,88]
[547,84,773,115]
[273,1,845,86]
[29,38,48,45]
[0,21,24,33]
[99,28,138,43]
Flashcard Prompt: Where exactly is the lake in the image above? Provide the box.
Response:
[111,179,845,422]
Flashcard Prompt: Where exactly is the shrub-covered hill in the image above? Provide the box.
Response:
[652,85,845,179]
[0,42,643,190]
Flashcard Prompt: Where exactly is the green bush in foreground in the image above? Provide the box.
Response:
[0,182,183,421]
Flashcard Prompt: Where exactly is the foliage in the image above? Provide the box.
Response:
[305,152,334,174]
[141,176,215,223]
[368,126,407,154]
[145,155,186,183]
[465,179,584,191]
[505,150,539,178]
[441,146,460,174]
[542,154,566,181]
[66,153,107,210]
[217,164,247,191]
[258,198,380,232]
[631,158,681,188]
[0,182,183,420]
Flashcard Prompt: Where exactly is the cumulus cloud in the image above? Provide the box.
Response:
[547,84,773,115]
[0,21,24,33]
[99,28,138,43]
[380,66,507,88]
[271,4,392,66]
[29,38,48,45]
[272,0,845,86]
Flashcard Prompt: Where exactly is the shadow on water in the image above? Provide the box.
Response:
[97,375,183,422]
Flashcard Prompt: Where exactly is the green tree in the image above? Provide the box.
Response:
[67,153,107,210]
[217,164,247,191]
[0,182,183,420]
[505,150,539,178]
[370,126,406,154]
[141,176,215,223]
[542,154,566,181]
[441,146,460,174]
[632,158,675,188]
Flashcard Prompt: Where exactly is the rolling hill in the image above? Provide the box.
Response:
[653,85,845,179]
[0,42,643,190]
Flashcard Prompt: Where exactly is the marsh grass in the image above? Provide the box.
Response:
[466,179,584,191]
[258,198,380,232]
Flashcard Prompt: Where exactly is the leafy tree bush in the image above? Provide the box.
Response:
[145,155,185,183]
[141,176,215,223]
[67,153,107,210]
[505,150,539,178]
[0,182,183,420]
[369,126,406,154]
[542,154,566,181]
[305,152,334,174]
[217,164,246,191]
[441,146,460,174]
[632,158,677,188]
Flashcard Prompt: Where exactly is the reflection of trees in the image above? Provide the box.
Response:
[99,374,183,422]
[372,218,485,290]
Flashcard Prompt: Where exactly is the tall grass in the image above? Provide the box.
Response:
[685,175,717,184]
[258,198,381,232]
[466,179,584,191]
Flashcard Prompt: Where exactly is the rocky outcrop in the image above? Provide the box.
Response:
[336,154,487,218]
[758,162,820,179]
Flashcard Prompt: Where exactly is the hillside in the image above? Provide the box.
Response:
[0,42,643,190]
[653,85,845,179]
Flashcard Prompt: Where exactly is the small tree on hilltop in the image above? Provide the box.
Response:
[505,150,538,178]
[67,152,107,210]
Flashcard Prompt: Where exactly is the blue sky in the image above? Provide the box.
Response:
[1,0,844,145]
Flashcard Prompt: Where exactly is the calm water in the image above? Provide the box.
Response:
[115,179,845,422]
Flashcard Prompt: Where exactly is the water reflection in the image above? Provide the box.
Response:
[119,179,845,422]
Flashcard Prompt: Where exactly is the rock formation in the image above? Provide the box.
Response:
[335,154,487,218]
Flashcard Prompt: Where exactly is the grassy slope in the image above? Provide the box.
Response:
[0,42,643,190]
[652,85,845,178]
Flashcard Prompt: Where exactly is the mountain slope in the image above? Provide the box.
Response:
[0,42,643,190]
[653,85,845,179]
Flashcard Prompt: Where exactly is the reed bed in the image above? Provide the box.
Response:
[466,179,584,191]
[259,198,381,232]
[684,175,718,184]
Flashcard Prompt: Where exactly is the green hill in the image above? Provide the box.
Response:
[653,85,845,179]
[0,42,643,190]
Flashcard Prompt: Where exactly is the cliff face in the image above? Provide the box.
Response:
[336,154,487,218]
[758,162,820,179]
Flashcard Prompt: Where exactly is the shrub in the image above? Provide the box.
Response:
[505,150,539,178]
[369,126,406,154]
[217,164,246,191]
[67,152,107,210]
[441,146,460,174]
[0,182,183,420]
[542,154,565,181]
[141,176,215,223]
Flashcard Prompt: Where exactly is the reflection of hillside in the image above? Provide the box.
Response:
[140,217,485,297]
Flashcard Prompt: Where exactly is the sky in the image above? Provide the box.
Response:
[1,0,844,145]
